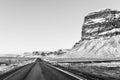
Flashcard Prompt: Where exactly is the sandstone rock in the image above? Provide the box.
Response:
[66,9,120,58]
[82,9,120,40]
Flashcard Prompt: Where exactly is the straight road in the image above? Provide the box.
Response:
[1,59,83,80]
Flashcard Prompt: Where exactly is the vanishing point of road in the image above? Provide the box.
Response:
[0,58,84,80]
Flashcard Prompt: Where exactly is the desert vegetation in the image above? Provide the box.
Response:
[54,61,120,79]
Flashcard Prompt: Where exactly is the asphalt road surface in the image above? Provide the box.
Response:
[1,59,83,80]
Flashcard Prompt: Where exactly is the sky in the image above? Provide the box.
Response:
[0,0,120,55]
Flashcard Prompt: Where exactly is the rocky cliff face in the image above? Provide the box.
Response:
[64,9,120,58]
[82,9,120,40]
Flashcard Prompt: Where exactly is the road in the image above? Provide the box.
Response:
[0,59,84,80]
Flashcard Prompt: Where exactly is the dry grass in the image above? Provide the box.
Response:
[58,62,120,79]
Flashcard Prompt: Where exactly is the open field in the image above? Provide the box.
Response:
[46,57,120,63]
[46,58,120,79]
[54,61,120,79]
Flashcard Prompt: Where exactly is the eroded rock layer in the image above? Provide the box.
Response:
[65,9,120,58]
[82,9,120,40]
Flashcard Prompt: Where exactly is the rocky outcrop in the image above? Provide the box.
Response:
[64,9,120,58]
[82,9,120,40]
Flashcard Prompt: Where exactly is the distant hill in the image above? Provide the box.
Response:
[0,54,22,57]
